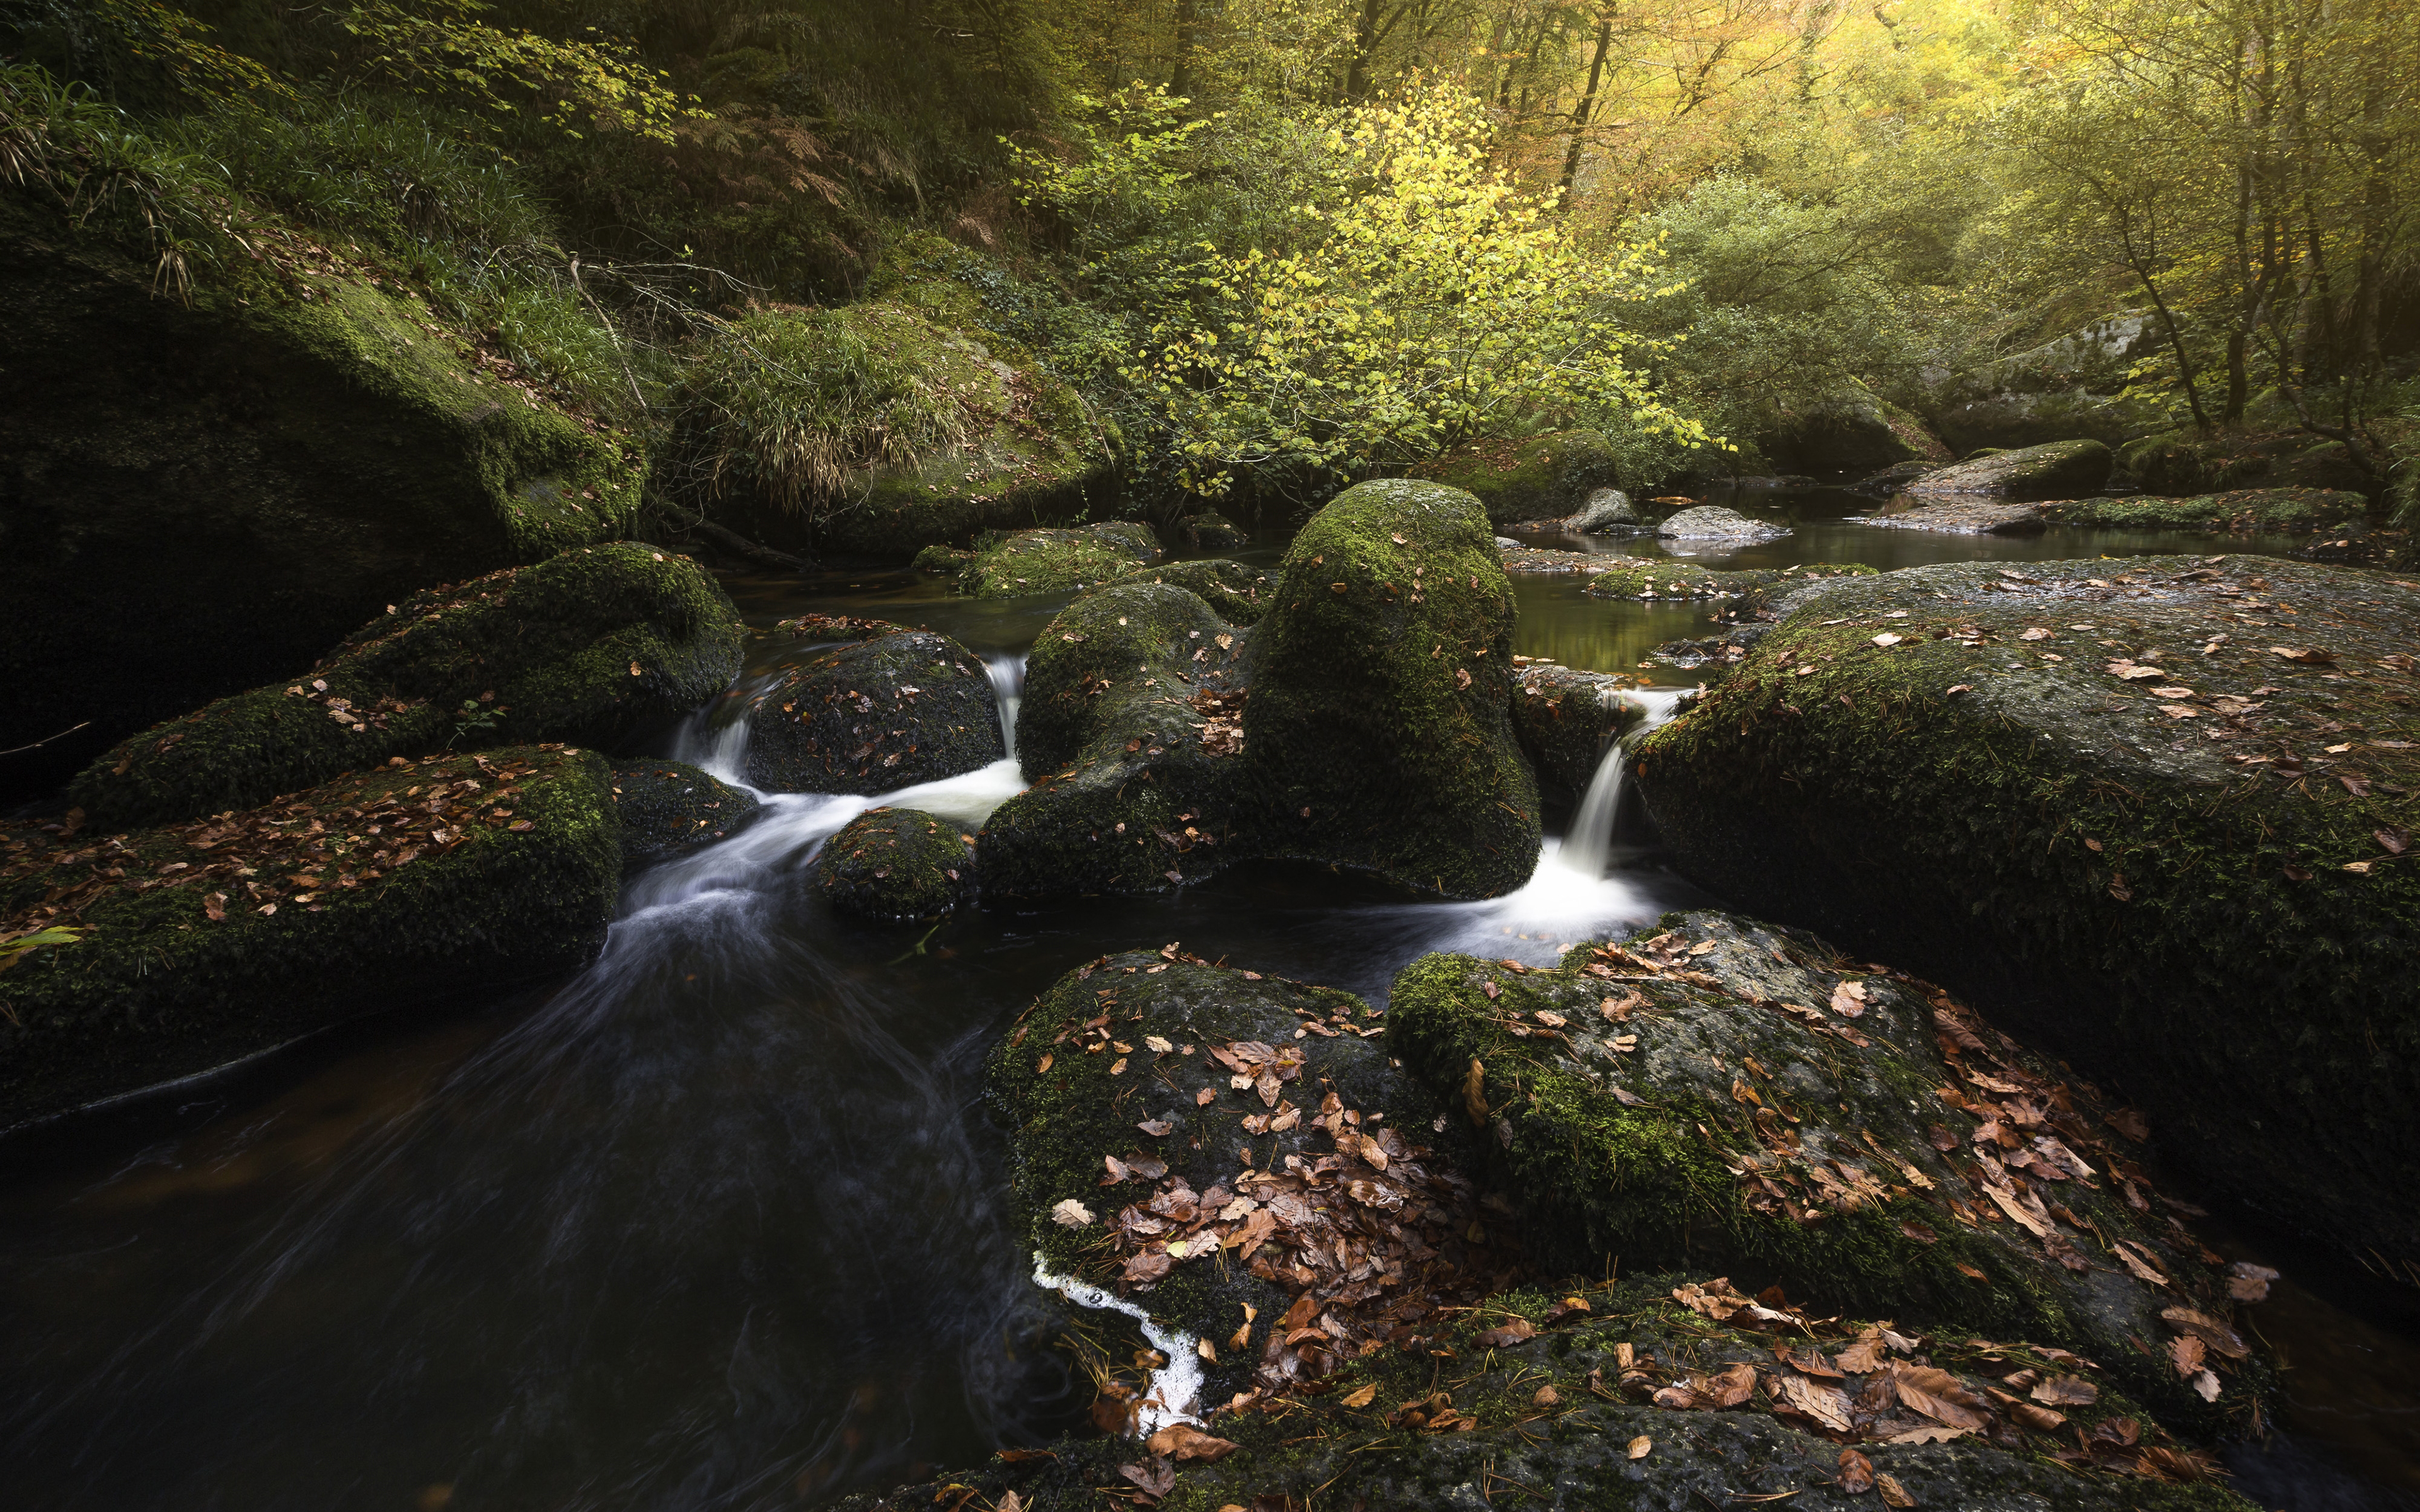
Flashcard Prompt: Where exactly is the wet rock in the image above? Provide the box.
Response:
[0,195,645,803]
[1906,440,2112,500]
[818,807,972,919]
[1510,663,1645,802]
[1630,555,2420,1274]
[1410,430,1627,526]
[1584,561,1876,605]
[69,545,743,830]
[1079,558,1277,626]
[977,582,1252,897]
[1388,909,2273,1433]
[1651,634,1758,669]
[1176,508,1250,550]
[1862,498,2048,535]
[0,746,619,1129]
[1497,542,1603,574]
[610,759,759,869]
[936,521,1163,598]
[1657,504,1792,542]
[2039,488,2368,534]
[1243,479,1540,898]
[1853,458,1946,492]
[743,629,1003,794]
[1568,487,1639,533]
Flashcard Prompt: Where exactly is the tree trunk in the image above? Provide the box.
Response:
[1172,0,1201,98]
[1559,14,1614,198]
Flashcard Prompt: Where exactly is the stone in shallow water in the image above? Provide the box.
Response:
[744,628,1002,794]
[611,759,758,869]
[1567,486,1640,532]
[1656,504,1792,542]
[819,806,971,919]
[1906,438,2112,500]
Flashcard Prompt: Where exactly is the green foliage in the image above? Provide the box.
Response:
[0,924,81,978]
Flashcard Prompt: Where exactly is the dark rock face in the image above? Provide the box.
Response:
[610,760,759,870]
[0,747,620,1129]
[0,196,644,805]
[1410,430,1626,525]
[743,629,1003,794]
[1178,508,1250,549]
[1923,315,2173,453]
[1078,558,1277,626]
[1753,383,1947,475]
[67,544,743,829]
[1905,440,2113,500]
[818,807,972,919]
[1632,555,2420,1271]
[1510,663,1643,801]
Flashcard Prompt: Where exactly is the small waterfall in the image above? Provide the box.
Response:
[1559,687,1693,881]
[984,654,1025,763]
[671,712,752,787]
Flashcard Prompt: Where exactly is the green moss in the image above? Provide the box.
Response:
[68,544,742,829]
[2041,488,2368,533]
[819,807,972,919]
[0,745,618,1128]
[1583,561,1877,604]
[948,521,1163,598]
[610,759,758,870]
[1242,479,1540,898]
[1630,555,2420,1276]
[1410,430,1626,525]
[1079,559,1278,626]
[744,629,1003,794]
[1511,664,1644,799]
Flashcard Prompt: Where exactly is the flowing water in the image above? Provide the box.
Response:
[2,484,2413,1510]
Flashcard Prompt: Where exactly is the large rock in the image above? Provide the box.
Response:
[609,759,759,871]
[818,807,972,919]
[1925,316,2175,453]
[2039,488,2368,534]
[0,746,618,1128]
[0,195,645,803]
[976,581,1252,897]
[1410,430,1625,525]
[1753,381,1949,476]
[1657,504,1792,542]
[1630,556,2420,1271]
[1242,479,1540,898]
[1862,498,2049,535]
[1510,662,1645,801]
[67,545,742,829]
[1078,558,1277,626]
[1907,440,2113,500]
[1175,508,1249,550]
[1387,910,2269,1433]
[1568,487,1639,532]
[918,520,1162,597]
[743,623,1003,794]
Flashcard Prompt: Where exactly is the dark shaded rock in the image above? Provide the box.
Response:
[1906,440,2112,500]
[1510,662,1644,801]
[1925,316,2174,453]
[1754,382,1949,475]
[1630,555,2420,1273]
[818,806,972,919]
[610,760,758,869]
[1852,459,1945,492]
[1409,430,1625,526]
[1242,479,1540,898]
[1177,508,1248,550]
[68,544,742,830]
[1657,504,1792,541]
[1080,558,1277,626]
[2039,488,2367,534]
[0,746,618,1130]
[743,629,1003,794]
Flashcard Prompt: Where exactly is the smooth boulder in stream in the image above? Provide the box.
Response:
[818,807,972,920]
[742,617,1003,794]
[1906,439,2113,499]
[1631,555,2420,1273]
[609,759,759,870]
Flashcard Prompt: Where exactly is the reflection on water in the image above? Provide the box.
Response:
[0,496,2405,1511]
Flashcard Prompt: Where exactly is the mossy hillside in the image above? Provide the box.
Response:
[1080,559,1277,627]
[835,1275,2252,1512]
[1410,430,1625,525]
[0,746,618,1129]
[0,193,643,801]
[1384,911,2266,1435]
[743,629,1004,794]
[1907,440,2114,499]
[940,520,1163,598]
[1584,561,1877,604]
[2040,488,2368,534]
[977,583,1253,898]
[818,807,972,920]
[1629,556,2420,1269]
[69,545,742,829]
[1242,479,1541,899]
[610,760,759,871]
[1511,663,1645,801]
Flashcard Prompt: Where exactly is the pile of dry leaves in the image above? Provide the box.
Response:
[1190,687,1247,757]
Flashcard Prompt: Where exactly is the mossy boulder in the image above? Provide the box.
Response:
[0,195,645,803]
[1080,558,1278,627]
[1630,555,2420,1272]
[1511,663,1645,801]
[818,807,972,919]
[1907,440,2113,500]
[2040,488,2368,534]
[1584,561,1877,605]
[0,745,618,1128]
[976,583,1252,897]
[610,759,759,870]
[1752,382,1948,476]
[1176,508,1250,550]
[1387,910,2271,1433]
[743,629,1003,794]
[947,521,1163,598]
[1410,430,1625,525]
[67,544,742,830]
[1241,479,1540,898]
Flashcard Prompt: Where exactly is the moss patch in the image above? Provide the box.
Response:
[1242,479,1540,898]
[68,544,742,829]
[1,745,617,1128]
[942,521,1163,598]
[1080,559,1278,627]
[610,760,758,870]
[743,629,1003,794]
[819,807,972,919]
[1410,431,1626,525]
[1630,554,2420,1273]
[2041,488,2368,534]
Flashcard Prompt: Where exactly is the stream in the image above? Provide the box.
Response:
[2,484,2414,1510]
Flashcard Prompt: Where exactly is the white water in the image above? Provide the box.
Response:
[1555,686,1691,881]
[1032,1252,1204,1435]
[984,655,1025,765]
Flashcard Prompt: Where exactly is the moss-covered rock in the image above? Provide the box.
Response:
[0,194,645,803]
[818,807,972,919]
[0,745,618,1128]
[609,760,759,870]
[943,521,1163,598]
[1511,663,1645,801]
[1752,382,1948,476]
[1630,555,2420,1273]
[1907,440,2113,500]
[1584,561,1877,604]
[2039,488,2368,534]
[1176,508,1250,550]
[1081,559,1278,627]
[743,629,1003,794]
[1410,431,1625,525]
[68,544,742,829]
[1242,479,1540,898]
[976,583,1252,897]
[1387,910,2271,1434]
